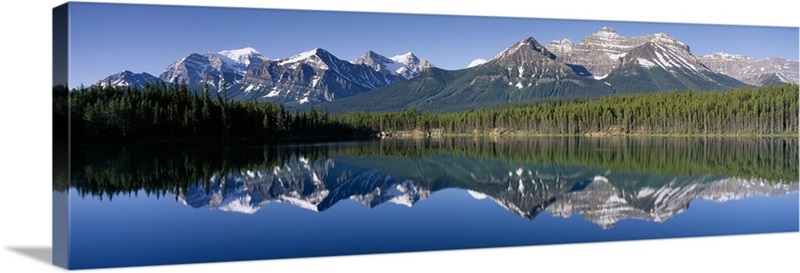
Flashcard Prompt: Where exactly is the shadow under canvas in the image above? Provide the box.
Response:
[7,247,52,265]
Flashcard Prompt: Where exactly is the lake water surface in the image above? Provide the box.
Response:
[63,137,799,269]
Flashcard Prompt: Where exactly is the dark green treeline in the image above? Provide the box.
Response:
[55,83,373,145]
[55,84,798,146]
[61,137,797,198]
[335,84,799,135]
[65,145,332,200]
[341,136,798,183]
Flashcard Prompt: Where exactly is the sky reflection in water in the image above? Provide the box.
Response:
[65,137,799,269]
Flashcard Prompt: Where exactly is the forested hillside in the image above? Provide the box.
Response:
[334,84,798,135]
[55,82,372,145]
[54,83,798,146]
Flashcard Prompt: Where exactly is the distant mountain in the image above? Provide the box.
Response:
[353,51,433,79]
[177,156,429,214]
[545,27,748,92]
[544,175,797,229]
[173,154,797,229]
[230,48,408,105]
[698,52,799,86]
[388,52,434,78]
[317,37,616,113]
[351,50,408,81]
[217,47,268,68]
[604,41,748,92]
[96,47,433,106]
[546,27,669,78]
[318,31,759,112]
[159,47,268,91]
[97,70,162,89]
[94,27,793,111]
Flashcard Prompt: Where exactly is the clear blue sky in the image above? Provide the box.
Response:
[68,2,799,87]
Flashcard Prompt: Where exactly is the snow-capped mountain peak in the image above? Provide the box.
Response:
[234,47,408,105]
[581,27,625,46]
[699,52,798,85]
[278,48,328,68]
[352,50,432,79]
[493,37,556,61]
[548,39,574,54]
[544,26,699,78]
[604,40,750,92]
[218,46,261,57]
[649,32,687,50]
[216,47,267,67]
[389,52,417,65]
[624,41,706,72]
[158,47,270,90]
[354,50,395,66]
[594,26,621,38]
[467,58,487,68]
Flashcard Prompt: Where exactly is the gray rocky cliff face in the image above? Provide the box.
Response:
[159,48,269,91]
[176,157,431,214]
[488,37,590,87]
[99,47,432,105]
[176,157,798,230]
[234,48,407,105]
[698,52,799,86]
[545,27,797,86]
[353,51,433,79]
[546,27,690,78]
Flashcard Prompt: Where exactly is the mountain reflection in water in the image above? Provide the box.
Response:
[67,137,798,229]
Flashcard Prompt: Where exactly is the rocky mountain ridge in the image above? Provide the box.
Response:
[95,27,795,109]
[698,52,798,85]
[174,156,798,229]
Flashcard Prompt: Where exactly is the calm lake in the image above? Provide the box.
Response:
[62,136,799,269]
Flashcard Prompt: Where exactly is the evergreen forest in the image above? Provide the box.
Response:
[53,83,799,146]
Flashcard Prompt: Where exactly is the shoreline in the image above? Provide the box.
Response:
[68,131,798,150]
[375,130,798,139]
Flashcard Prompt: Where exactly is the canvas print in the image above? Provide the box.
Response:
[53,2,799,269]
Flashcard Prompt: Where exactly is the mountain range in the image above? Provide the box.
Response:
[173,155,798,229]
[698,52,799,86]
[96,27,799,112]
[102,47,431,106]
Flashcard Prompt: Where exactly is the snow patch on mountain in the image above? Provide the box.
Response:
[98,70,162,88]
[699,52,799,85]
[353,50,433,79]
[467,190,488,200]
[218,195,263,214]
[216,47,267,67]
[279,48,328,70]
[389,52,417,65]
[467,58,487,68]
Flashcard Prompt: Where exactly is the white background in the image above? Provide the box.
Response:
[0,0,797,272]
